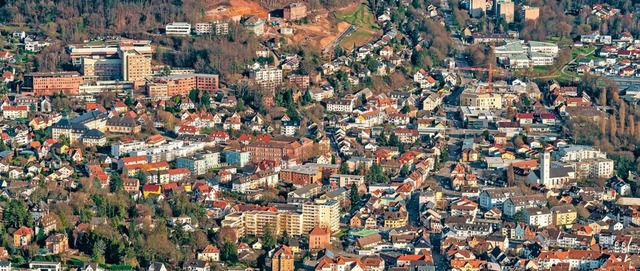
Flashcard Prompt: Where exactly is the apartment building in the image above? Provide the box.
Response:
[460,92,503,109]
[147,74,219,98]
[302,199,340,233]
[551,205,577,226]
[243,17,265,36]
[280,163,339,186]
[23,72,83,96]
[283,3,307,20]
[329,174,365,188]
[523,206,552,227]
[498,1,515,23]
[287,74,310,88]
[523,6,540,21]
[176,151,221,175]
[214,21,229,35]
[166,22,192,36]
[326,98,355,112]
[194,23,212,35]
[250,66,282,91]
[2,106,29,119]
[469,0,486,17]
[222,211,303,237]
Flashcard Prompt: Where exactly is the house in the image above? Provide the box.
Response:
[45,234,69,254]
[13,227,33,247]
[414,69,437,89]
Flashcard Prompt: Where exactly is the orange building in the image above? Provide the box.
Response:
[308,226,331,250]
[245,137,311,163]
[146,74,219,99]
[23,72,83,96]
[13,227,33,247]
[271,245,294,271]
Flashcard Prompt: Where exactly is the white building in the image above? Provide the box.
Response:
[528,152,576,188]
[194,23,212,35]
[523,206,552,227]
[326,98,354,113]
[165,22,192,36]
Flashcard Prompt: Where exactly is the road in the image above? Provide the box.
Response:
[323,25,356,54]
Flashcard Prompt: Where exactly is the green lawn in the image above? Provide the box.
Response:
[334,3,379,49]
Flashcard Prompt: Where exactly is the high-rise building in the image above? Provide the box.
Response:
[523,6,540,22]
[119,45,152,81]
[271,246,294,271]
[81,57,122,80]
[498,1,515,23]
[469,0,487,18]
[302,199,340,233]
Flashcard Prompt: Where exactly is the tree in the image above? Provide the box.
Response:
[189,89,201,104]
[5,199,32,228]
[350,183,361,204]
[262,225,276,250]
[58,134,70,146]
[110,173,124,193]
[368,163,390,183]
[388,133,400,147]
[339,162,350,174]
[137,171,147,185]
[279,230,289,245]
[400,164,410,177]
[378,131,388,146]
[221,241,238,264]
[514,210,524,223]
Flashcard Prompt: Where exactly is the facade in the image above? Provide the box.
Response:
[523,6,540,21]
[166,22,192,36]
[469,0,486,17]
[244,17,265,36]
[23,72,83,96]
[271,246,294,271]
[251,66,282,91]
[147,74,219,99]
[81,58,122,80]
[522,206,552,227]
[460,92,503,109]
[194,23,212,35]
[498,2,515,23]
[224,150,251,167]
[176,152,221,175]
[326,98,355,112]
[283,3,307,20]
[119,47,152,81]
[551,205,577,226]
[308,226,331,250]
[302,199,340,233]
[2,106,29,119]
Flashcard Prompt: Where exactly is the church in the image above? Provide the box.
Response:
[528,151,575,188]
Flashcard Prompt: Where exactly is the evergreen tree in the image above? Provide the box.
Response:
[350,183,361,204]
[110,173,124,193]
[389,133,400,147]
[400,164,410,177]
[378,131,388,146]
[279,230,289,245]
[339,162,350,174]
[368,163,389,184]
[262,224,276,250]
[221,241,238,264]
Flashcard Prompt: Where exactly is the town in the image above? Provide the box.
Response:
[0,0,640,271]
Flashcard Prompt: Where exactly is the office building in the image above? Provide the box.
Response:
[119,46,152,81]
[23,72,83,96]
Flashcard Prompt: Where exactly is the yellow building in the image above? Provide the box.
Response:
[551,205,577,226]
[222,211,303,238]
[302,199,340,233]
[383,211,408,228]
[523,6,540,22]
[119,46,151,81]
[460,92,503,109]
[271,245,294,271]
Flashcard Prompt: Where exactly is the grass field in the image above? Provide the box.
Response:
[334,3,379,50]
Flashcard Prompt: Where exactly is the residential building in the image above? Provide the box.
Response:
[197,245,220,262]
[523,6,540,21]
[460,92,503,109]
[469,0,486,17]
[147,74,219,99]
[522,206,552,227]
[2,105,29,119]
[176,152,221,175]
[479,187,523,210]
[271,246,294,271]
[250,66,282,90]
[326,98,355,112]
[551,205,577,227]
[224,149,251,167]
[13,227,33,247]
[283,3,307,20]
[244,16,265,36]
[165,22,191,36]
[45,234,69,254]
[309,226,331,250]
[194,23,212,35]
[302,199,340,233]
